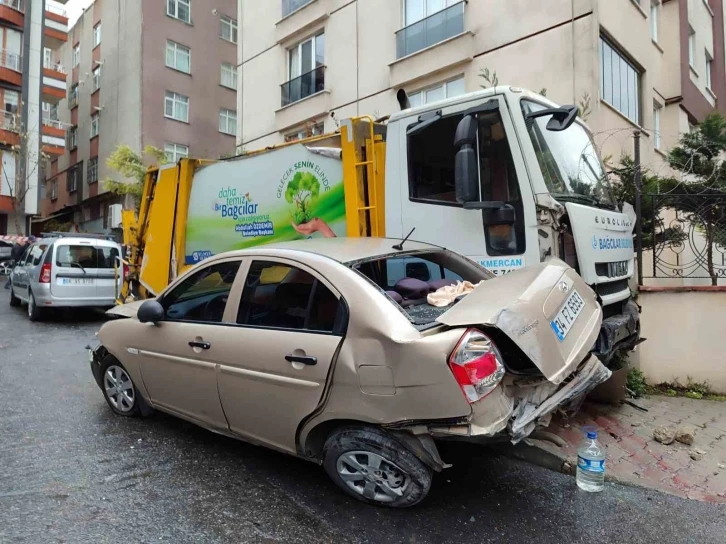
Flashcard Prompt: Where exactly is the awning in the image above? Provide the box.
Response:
[30,206,78,224]
[0,235,28,244]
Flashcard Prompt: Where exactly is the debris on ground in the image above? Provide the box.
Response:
[690,449,706,461]
[675,427,695,445]
[653,426,676,445]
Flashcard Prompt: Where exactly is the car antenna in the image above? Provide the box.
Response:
[393,227,416,251]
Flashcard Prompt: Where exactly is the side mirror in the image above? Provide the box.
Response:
[525,105,578,132]
[137,299,165,324]
[454,115,479,204]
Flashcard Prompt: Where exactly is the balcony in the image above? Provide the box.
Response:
[0,111,20,147]
[396,1,465,59]
[44,3,69,49]
[281,66,325,107]
[0,0,24,27]
[43,59,67,104]
[282,0,314,18]
[41,117,67,155]
[0,49,22,86]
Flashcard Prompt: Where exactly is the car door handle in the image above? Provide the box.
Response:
[188,340,211,350]
[285,354,317,366]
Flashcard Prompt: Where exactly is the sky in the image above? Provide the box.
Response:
[64,0,95,27]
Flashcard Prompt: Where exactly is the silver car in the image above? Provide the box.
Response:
[8,235,125,321]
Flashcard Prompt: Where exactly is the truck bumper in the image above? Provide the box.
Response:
[594,299,641,364]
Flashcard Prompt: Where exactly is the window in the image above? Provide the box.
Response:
[93,23,101,47]
[408,76,465,108]
[221,62,237,90]
[398,0,464,58]
[67,164,80,193]
[282,0,314,17]
[162,261,240,323]
[653,103,662,149]
[283,33,325,105]
[689,27,695,68]
[285,121,324,142]
[164,142,189,163]
[55,245,120,270]
[69,85,79,108]
[220,15,238,44]
[92,66,101,92]
[165,91,189,122]
[43,47,53,69]
[167,0,191,24]
[87,157,98,184]
[166,40,191,73]
[706,53,713,90]
[237,261,343,333]
[29,244,48,266]
[650,1,658,42]
[50,179,57,200]
[68,126,78,149]
[219,108,236,136]
[73,43,80,67]
[599,36,641,124]
[3,89,19,113]
[90,113,99,138]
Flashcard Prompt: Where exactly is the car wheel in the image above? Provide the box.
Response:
[323,427,433,508]
[9,284,20,307]
[27,291,44,322]
[100,358,145,417]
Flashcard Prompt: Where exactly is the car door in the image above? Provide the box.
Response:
[131,259,243,428]
[94,243,122,300]
[217,258,346,454]
[11,246,32,294]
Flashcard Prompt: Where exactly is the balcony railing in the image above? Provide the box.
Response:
[282,0,313,17]
[42,117,69,130]
[0,0,24,13]
[281,66,325,107]
[1,111,17,132]
[396,1,465,59]
[0,49,22,71]
[45,2,66,17]
[43,58,66,73]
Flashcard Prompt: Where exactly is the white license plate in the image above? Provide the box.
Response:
[550,289,585,342]
[58,278,94,286]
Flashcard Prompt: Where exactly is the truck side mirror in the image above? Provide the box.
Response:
[454,115,479,204]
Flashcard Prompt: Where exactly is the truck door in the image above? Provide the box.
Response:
[388,95,538,276]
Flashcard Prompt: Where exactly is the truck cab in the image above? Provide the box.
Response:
[384,86,639,362]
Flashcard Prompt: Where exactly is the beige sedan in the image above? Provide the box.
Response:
[89,238,610,507]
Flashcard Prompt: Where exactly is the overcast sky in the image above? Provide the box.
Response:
[64,0,95,27]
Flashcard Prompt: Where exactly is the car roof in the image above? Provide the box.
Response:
[221,237,442,264]
[37,237,120,246]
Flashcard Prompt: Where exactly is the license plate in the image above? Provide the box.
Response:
[550,289,585,342]
[58,278,94,285]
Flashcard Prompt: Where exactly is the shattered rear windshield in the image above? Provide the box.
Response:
[350,250,493,328]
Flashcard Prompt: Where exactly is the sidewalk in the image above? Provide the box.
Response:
[515,395,726,504]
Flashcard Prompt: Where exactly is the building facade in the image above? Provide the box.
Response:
[0,0,68,235]
[237,0,725,171]
[38,0,237,234]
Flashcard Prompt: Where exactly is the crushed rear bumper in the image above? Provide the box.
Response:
[594,299,641,364]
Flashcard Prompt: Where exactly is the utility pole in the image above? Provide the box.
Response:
[633,130,643,286]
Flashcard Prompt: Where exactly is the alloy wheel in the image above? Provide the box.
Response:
[336,451,409,503]
[103,365,135,412]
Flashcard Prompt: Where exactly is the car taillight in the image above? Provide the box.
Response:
[448,329,506,403]
[123,263,129,280]
[40,262,52,283]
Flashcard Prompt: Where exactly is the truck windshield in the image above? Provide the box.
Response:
[522,100,615,209]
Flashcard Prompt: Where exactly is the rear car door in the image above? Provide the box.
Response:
[51,240,98,300]
[11,246,33,293]
[217,258,346,454]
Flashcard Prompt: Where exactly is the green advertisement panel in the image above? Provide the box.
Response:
[185,145,346,265]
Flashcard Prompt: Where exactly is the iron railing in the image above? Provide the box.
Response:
[281,65,325,107]
[396,1,465,59]
[43,58,67,73]
[0,49,21,71]
[0,111,17,132]
[0,0,23,13]
[42,117,69,130]
[282,0,313,17]
[45,2,66,17]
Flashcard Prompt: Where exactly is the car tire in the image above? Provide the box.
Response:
[9,284,20,307]
[99,356,151,417]
[27,291,44,322]
[323,426,433,508]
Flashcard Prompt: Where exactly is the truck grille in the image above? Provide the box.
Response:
[595,279,629,297]
[595,261,629,278]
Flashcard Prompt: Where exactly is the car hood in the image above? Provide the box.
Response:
[105,298,152,318]
[436,259,602,384]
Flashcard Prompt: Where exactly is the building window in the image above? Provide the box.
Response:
[599,36,641,125]
[397,0,465,59]
[67,165,80,193]
[92,66,101,92]
[706,53,713,90]
[93,23,101,48]
[69,85,79,108]
[73,43,80,67]
[688,27,695,68]
[282,0,314,17]
[282,33,325,106]
[408,76,465,107]
[43,47,53,69]
[68,126,78,149]
[166,40,191,73]
[221,62,237,90]
[87,157,98,184]
[219,109,236,136]
[650,1,658,42]
[164,142,189,163]
[90,113,99,138]
[220,15,238,44]
[285,121,325,142]
[167,0,191,23]
[653,102,661,149]
[50,179,57,201]
[164,91,189,122]
[4,90,19,113]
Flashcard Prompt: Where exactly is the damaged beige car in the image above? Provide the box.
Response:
[89,238,610,507]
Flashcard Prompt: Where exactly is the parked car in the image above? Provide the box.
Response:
[0,239,13,262]
[89,237,610,507]
[9,235,126,321]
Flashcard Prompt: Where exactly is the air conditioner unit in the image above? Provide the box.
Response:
[108,204,123,229]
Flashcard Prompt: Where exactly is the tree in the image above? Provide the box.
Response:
[103,145,167,201]
[285,171,320,224]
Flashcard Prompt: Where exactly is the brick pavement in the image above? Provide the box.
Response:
[531,395,726,504]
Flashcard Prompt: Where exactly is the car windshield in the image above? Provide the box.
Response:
[351,250,492,328]
[522,100,616,209]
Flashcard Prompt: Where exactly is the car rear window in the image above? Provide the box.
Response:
[55,245,120,269]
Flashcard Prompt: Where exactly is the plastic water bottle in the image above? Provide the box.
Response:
[576,431,605,492]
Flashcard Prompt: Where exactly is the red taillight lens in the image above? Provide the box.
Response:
[40,263,52,283]
[123,263,129,280]
[448,329,506,403]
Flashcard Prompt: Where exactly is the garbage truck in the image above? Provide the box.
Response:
[120,86,640,364]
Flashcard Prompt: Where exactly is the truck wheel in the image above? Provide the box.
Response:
[323,426,432,508]
[27,291,44,322]
[9,284,20,307]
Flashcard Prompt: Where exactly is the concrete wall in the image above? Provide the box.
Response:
[688,0,717,106]
[637,290,726,392]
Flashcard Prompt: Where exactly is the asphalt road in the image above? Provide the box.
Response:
[0,287,724,544]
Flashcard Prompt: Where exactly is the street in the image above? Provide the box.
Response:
[0,289,724,544]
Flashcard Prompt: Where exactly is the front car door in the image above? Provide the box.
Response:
[217,258,346,454]
[11,246,32,296]
[131,259,243,429]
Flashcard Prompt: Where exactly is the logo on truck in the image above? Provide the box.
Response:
[592,234,634,251]
[214,188,274,238]
[278,160,332,227]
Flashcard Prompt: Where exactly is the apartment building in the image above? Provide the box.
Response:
[237,0,725,172]
[0,0,68,235]
[38,0,237,234]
